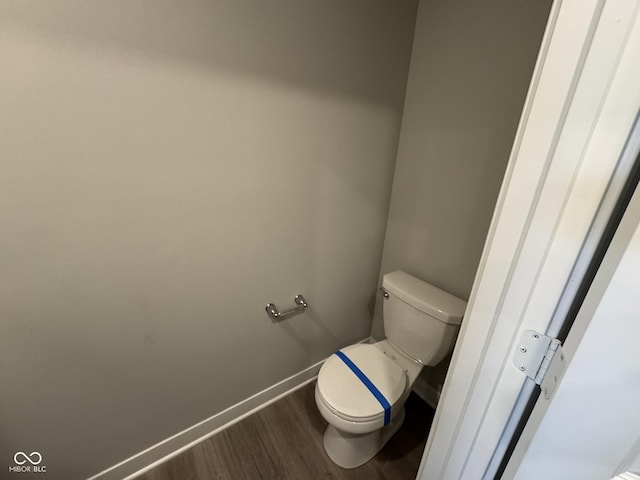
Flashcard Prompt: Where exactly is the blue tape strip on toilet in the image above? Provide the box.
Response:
[334,350,391,426]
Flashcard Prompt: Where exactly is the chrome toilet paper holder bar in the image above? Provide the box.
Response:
[266,295,308,320]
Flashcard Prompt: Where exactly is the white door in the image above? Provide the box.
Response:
[418,1,640,478]
[503,175,640,479]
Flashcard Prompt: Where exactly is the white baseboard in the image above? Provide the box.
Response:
[88,358,326,480]
[412,375,441,410]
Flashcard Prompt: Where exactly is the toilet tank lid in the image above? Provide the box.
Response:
[382,271,467,325]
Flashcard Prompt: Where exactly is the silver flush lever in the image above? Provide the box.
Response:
[266,295,308,321]
[379,287,389,299]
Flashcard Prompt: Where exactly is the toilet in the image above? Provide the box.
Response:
[315,270,466,468]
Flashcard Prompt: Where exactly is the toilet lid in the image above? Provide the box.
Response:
[318,344,406,421]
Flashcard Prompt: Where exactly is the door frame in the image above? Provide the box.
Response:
[417,0,640,478]
[503,135,640,479]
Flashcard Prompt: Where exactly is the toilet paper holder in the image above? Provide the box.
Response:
[266,295,308,320]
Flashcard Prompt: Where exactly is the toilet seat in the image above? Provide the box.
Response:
[317,344,406,423]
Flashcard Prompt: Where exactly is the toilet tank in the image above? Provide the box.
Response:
[382,271,467,366]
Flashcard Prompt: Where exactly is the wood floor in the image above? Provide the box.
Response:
[136,381,435,480]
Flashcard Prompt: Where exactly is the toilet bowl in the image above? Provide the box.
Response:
[315,340,422,468]
[315,271,466,469]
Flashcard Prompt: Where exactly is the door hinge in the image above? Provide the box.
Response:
[513,330,566,399]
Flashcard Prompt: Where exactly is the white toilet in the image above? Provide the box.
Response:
[315,270,466,469]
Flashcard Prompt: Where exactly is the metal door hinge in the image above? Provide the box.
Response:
[513,330,566,399]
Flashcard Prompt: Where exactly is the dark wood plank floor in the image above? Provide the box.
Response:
[136,381,435,480]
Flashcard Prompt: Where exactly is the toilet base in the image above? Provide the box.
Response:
[323,407,406,469]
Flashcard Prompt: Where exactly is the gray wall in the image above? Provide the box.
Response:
[371,0,552,341]
[0,1,417,478]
